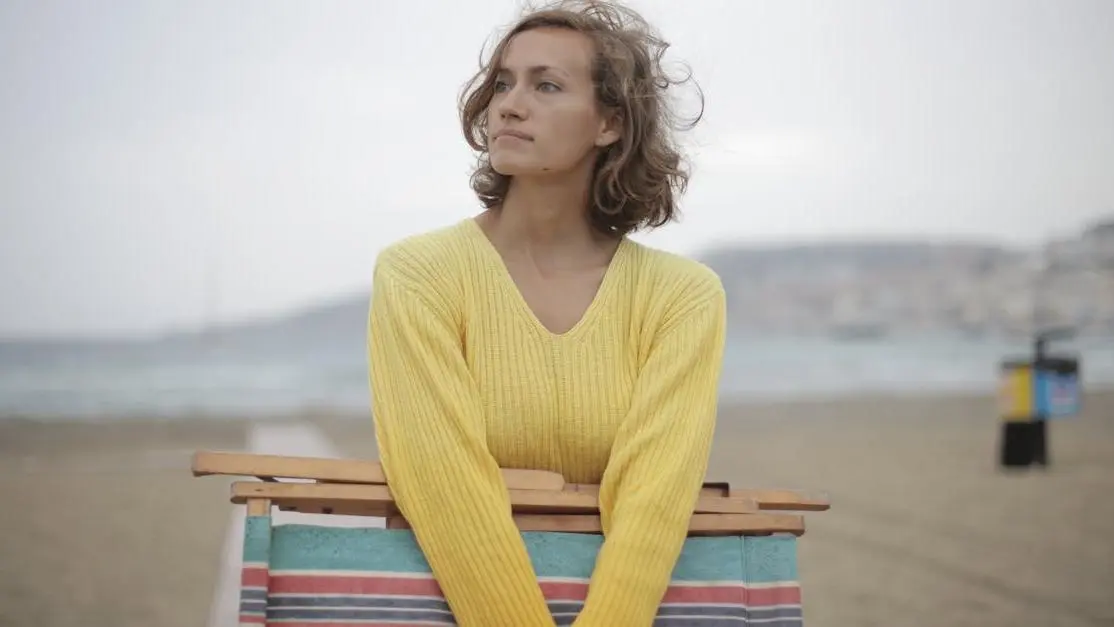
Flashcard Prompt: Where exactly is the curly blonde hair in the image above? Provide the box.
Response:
[458,0,704,236]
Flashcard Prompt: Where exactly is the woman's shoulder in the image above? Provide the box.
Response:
[373,219,478,294]
[625,239,725,306]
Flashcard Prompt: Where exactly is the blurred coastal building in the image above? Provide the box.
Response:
[701,217,1114,339]
[1037,219,1114,333]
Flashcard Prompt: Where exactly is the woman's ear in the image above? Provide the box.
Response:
[596,128,621,147]
[595,110,622,147]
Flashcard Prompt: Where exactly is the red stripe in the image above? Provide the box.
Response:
[241,567,269,588]
[537,580,589,600]
[662,583,801,605]
[245,569,800,607]
[661,584,742,604]
[257,623,449,627]
[538,580,799,605]
[268,574,444,597]
[745,585,802,606]
[237,613,266,624]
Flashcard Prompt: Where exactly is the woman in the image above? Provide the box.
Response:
[367,1,725,625]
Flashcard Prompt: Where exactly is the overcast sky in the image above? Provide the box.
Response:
[2,0,1112,338]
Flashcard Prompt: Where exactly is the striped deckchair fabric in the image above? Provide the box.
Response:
[192,451,829,626]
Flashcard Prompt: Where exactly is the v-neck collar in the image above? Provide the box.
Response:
[461,217,631,341]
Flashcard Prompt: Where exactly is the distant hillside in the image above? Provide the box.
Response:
[697,239,1023,273]
[251,241,1027,341]
[0,292,372,368]
[3,232,1107,358]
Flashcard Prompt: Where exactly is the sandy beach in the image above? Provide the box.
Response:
[2,390,1112,627]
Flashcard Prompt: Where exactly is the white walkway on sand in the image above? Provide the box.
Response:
[207,422,384,627]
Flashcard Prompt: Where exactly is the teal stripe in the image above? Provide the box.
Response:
[523,531,600,579]
[744,533,799,581]
[262,526,797,584]
[270,526,432,574]
[242,515,272,564]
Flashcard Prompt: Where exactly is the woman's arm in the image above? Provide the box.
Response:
[367,248,555,627]
[572,275,727,626]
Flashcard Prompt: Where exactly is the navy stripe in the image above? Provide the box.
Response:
[267,607,455,623]
[661,605,805,621]
[552,601,802,620]
[238,599,266,614]
[654,618,803,627]
[263,594,801,619]
[257,595,803,625]
[267,594,451,611]
[658,605,748,618]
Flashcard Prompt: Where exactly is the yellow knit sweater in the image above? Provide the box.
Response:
[366,218,726,627]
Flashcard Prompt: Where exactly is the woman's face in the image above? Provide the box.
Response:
[486,27,620,178]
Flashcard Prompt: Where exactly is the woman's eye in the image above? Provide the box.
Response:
[538,81,561,93]
[493,79,509,92]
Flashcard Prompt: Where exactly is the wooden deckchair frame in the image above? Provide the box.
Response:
[192,451,829,537]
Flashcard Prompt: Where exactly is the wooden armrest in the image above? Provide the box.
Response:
[726,488,830,511]
[193,451,566,491]
[386,513,805,537]
[572,483,830,511]
[230,481,758,517]
[197,451,828,521]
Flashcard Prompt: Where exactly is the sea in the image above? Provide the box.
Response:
[2,314,1112,421]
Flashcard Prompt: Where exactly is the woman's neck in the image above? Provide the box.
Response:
[478,175,619,270]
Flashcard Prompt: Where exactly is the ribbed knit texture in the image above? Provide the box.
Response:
[367,218,726,627]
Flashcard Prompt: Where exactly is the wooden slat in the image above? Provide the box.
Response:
[231,482,759,517]
[693,495,760,514]
[232,482,397,515]
[569,483,830,511]
[232,482,607,516]
[193,451,566,491]
[728,488,830,511]
[386,513,805,537]
[276,500,395,517]
[687,513,805,536]
[195,451,827,512]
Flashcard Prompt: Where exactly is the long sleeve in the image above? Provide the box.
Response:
[572,281,727,626]
[366,250,556,627]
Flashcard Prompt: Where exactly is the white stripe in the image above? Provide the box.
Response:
[739,581,801,589]
[662,580,799,589]
[265,619,447,623]
[272,604,452,613]
[530,575,590,584]
[658,603,802,609]
[269,592,444,599]
[266,569,432,578]
[207,422,384,627]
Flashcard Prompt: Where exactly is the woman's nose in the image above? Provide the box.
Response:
[496,84,528,120]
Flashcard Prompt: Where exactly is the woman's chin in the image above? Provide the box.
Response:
[490,158,533,177]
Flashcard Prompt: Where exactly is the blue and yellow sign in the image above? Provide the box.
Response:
[999,357,1081,422]
[998,361,1035,421]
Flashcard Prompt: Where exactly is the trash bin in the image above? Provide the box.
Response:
[997,331,1082,469]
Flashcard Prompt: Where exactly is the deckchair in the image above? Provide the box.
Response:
[192,451,829,626]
